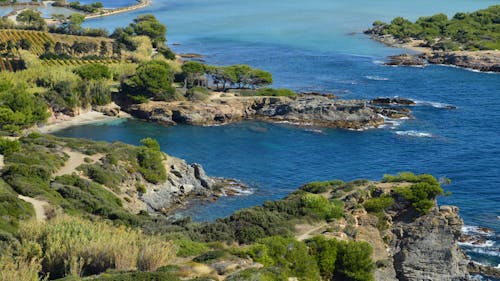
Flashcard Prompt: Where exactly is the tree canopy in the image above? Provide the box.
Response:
[0,82,49,132]
[121,60,176,102]
[372,5,500,51]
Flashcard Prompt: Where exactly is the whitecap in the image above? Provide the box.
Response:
[395,130,434,138]
[413,100,456,109]
[365,75,390,81]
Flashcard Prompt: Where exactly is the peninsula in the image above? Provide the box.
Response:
[365,5,500,72]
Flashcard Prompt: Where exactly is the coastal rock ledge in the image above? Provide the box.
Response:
[125,95,412,130]
[389,205,470,281]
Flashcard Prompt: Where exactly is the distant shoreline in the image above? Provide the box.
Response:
[1,0,152,22]
[84,0,151,20]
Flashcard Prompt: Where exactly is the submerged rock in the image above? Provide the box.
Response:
[371,97,416,106]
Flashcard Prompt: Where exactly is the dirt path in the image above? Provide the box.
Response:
[296,223,328,241]
[18,195,49,221]
[54,149,102,177]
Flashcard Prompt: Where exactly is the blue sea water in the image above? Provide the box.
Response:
[59,0,500,267]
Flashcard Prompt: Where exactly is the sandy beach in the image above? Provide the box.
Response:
[38,110,131,134]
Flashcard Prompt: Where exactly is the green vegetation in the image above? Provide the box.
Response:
[0,82,49,132]
[0,179,35,234]
[16,9,46,31]
[1,216,175,280]
[73,63,111,80]
[137,138,167,184]
[363,195,394,213]
[121,60,175,102]
[371,5,500,51]
[307,236,374,281]
[384,172,444,214]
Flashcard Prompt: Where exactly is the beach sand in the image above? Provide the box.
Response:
[38,110,131,134]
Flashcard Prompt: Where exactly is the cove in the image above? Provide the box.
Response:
[62,0,500,267]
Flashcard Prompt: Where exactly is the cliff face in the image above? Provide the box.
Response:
[126,95,411,130]
[141,156,217,213]
[421,51,500,72]
[389,205,470,281]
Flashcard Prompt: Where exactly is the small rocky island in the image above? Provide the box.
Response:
[123,94,412,130]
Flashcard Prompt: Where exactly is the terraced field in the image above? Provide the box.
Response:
[0,29,55,56]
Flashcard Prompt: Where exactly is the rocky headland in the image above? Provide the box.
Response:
[124,94,412,130]
[364,29,500,73]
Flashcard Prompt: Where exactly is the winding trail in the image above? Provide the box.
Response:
[17,195,49,221]
[296,223,328,241]
[54,149,102,177]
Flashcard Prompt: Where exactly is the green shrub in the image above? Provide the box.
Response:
[254,88,297,97]
[137,145,166,184]
[0,138,20,155]
[300,180,344,194]
[174,239,209,257]
[74,64,111,80]
[396,181,443,214]
[302,193,344,221]
[363,196,394,213]
[192,250,225,263]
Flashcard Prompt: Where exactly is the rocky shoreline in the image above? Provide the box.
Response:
[364,30,500,73]
[123,94,413,130]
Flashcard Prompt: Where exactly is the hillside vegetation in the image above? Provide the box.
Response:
[369,5,500,51]
[0,166,446,280]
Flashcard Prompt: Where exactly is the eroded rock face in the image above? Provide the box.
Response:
[126,95,412,130]
[141,156,216,213]
[421,51,500,72]
[390,205,470,281]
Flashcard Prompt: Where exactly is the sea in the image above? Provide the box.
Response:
[54,0,500,269]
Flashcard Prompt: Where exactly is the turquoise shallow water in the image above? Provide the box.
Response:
[58,0,500,267]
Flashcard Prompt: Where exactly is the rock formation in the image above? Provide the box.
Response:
[389,205,470,281]
[125,95,412,130]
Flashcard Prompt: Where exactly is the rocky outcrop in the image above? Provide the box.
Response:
[126,95,412,130]
[93,102,121,117]
[140,155,244,213]
[371,97,416,106]
[390,205,470,281]
[421,51,500,72]
[385,54,426,67]
[365,29,500,72]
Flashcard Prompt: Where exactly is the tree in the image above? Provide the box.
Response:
[181,61,206,89]
[306,236,338,280]
[336,241,375,281]
[121,60,175,102]
[99,41,108,57]
[0,82,49,132]
[16,9,46,30]
[130,14,167,47]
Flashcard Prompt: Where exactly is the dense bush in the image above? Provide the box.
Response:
[0,138,20,155]
[241,236,320,280]
[396,181,443,214]
[373,5,500,50]
[254,88,296,97]
[137,138,166,184]
[121,60,176,102]
[302,193,344,221]
[74,64,111,80]
[0,83,49,132]
[0,179,35,233]
[363,195,394,213]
